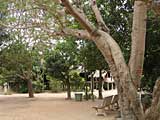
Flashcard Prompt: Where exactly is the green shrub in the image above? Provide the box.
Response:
[69,71,85,92]
[83,93,96,99]
[50,78,63,93]
[19,83,28,93]
[33,80,45,93]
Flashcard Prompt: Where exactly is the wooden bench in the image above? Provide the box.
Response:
[92,95,118,116]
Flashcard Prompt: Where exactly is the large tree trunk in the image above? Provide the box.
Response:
[92,0,147,119]
[117,77,142,120]
[27,79,34,98]
[98,69,103,99]
[117,1,147,119]
[93,30,144,120]
[129,0,147,89]
[66,78,71,99]
[144,78,160,120]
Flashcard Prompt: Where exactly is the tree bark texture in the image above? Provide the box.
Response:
[66,78,71,99]
[91,1,147,119]
[27,79,34,98]
[145,78,160,120]
[129,0,147,89]
[92,31,144,120]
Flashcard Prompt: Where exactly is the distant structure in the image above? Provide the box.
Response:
[102,71,116,91]
[80,70,116,91]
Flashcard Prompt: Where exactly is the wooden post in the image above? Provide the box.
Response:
[107,83,109,90]
[91,74,94,101]
[112,83,114,90]
[84,71,88,100]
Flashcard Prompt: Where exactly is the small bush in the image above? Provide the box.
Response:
[83,93,96,99]
[19,83,28,93]
[50,78,63,93]
[33,80,45,93]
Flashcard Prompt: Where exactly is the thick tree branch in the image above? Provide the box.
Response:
[16,74,26,80]
[145,78,160,120]
[152,78,160,108]
[61,0,96,35]
[43,27,91,40]
[129,1,147,89]
[150,0,160,15]
[91,0,109,32]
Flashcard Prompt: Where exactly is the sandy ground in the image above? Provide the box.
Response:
[0,90,117,120]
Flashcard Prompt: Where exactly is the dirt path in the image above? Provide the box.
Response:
[0,93,117,120]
